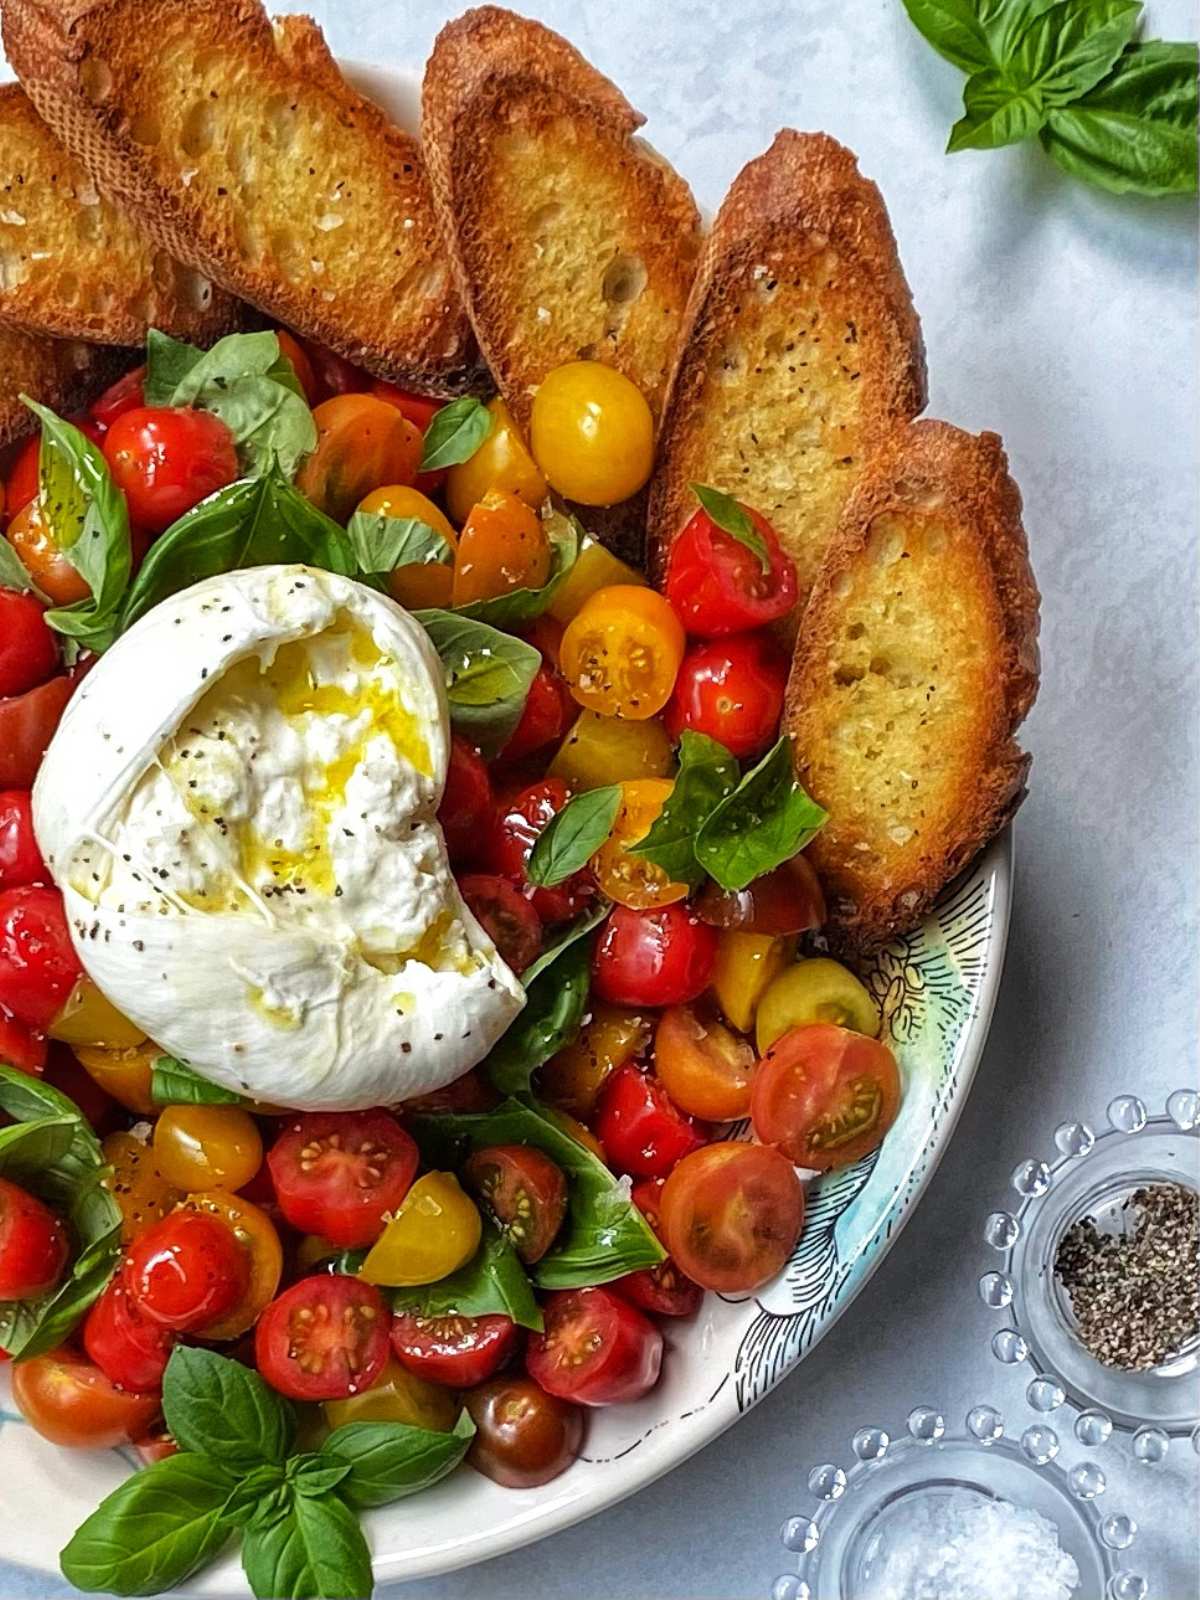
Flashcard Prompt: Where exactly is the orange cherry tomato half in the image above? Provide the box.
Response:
[6,499,89,606]
[654,1003,756,1121]
[560,586,685,721]
[295,394,422,523]
[659,1141,805,1293]
[11,1347,162,1448]
[590,778,688,909]
[750,1022,901,1172]
[451,490,550,608]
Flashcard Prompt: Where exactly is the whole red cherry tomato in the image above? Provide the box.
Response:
[526,1286,662,1406]
[458,874,542,974]
[82,1276,175,1393]
[484,778,596,925]
[592,902,717,1009]
[594,1064,706,1179]
[664,632,789,759]
[438,735,492,866]
[496,662,575,764]
[0,885,82,1031]
[0,792,47,887]
[614,1176,702,1317]
[0,590,58,699]
[0,1175,68,1298]
[11,1348,161,1448]
[89,366,146,431]
[0,675,72,789]
[103,406,239,534]
[664,502,797,635]
[390,1309,518,1388]
[268,1109,418,1248]
[123,1210,249,1332]
[0,1012,47,1075]
[255,1275,390,1401]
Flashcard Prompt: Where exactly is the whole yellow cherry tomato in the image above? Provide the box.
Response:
[323,1355,457,1432]
[530,362,654,506]
[296,394,422,522]
[49,978,146,1049]
[356,484,457,610]
[547,534,645,625]
[538,1002,653,1118]
[359,1172,481,1287]
[73,1039,158,1114]
[755,958,881,1055]
[560,586,685,720]
[101,1130,181,1245]
[445,396,547,525]
[451,489,550,607]
[177,1190,282,1340]
[549,708,674,790]
[153,1105,263,1193]
[711,932,795,1035]
[591,778,689,909]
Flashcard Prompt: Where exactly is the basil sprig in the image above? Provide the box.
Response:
[151,1056,251,1107]
[691,482,770,572]
[0,1064,122,1361]
[414,609,540,756]
[695,735,828,892]
[904,0,1197,194]
[629,731,739,888]
[60,1346,475,1599]
[454,509,580,627]
[344,509,453,587]
[527,784,621,887]
[391,1224,543,1331]
[418,395,491,472]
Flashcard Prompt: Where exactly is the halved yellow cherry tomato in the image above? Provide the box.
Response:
[538,1002,652,1118]
[73,1039,158,1114]
[357,484,457,610]
[560,586,685,720]
[549,708,674,790]
[177,1190,283,1340]
[101,1130,181,1245]
[711,932,795,1035]
[359,1172,481,1287]
[49,978,146,1049]
[547,534,646,624]
[296,394,422,522]
[153,1105,263,1193]
[323,1355,457,1432]
[6,499,89,606]
[655,1002,756,1121]
[591,778,688,909]
[755,958,881,1055]
[530,362,654,506]
[445,396,547,525]
[451,489,550,607]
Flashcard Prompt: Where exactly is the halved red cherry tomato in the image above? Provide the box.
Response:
[268,1109,419,1248]
[0,1175,68,1297]
[0,792,47,887]
[664,632,789,759]
[463,1145,568,1265]
[452,490,550,608]
[82,1276,175,1394]
[664,502,797,635]
[3,436,40,526]
[465,1375,582,1488]
[615,1176,702,1318]
[296,394,422,522]
[255,1275,390,1402]
[391,1309,518,1388]
[560,586,685,720]
[696,854,826,936]
[297,338,368,402]
[750,1022,901,1172]
[458,874,542,974]
[0,589,59,698]
[274,331,319,406]
[11,1348,161,1448]
[123,1209,249,1332]
[0,675,72,788]
[654,1002,756,1121]
[497,661,575,764]
[438,736,492,867]
[659,1141,805,1292]
[526,1286,662,1406]
[6,498,89,605]
[0,885,82,1031]
[103,406,239,534]
[592,902,717,1009]
[0,1011,47,1075]
[88,365,147,431]
[594,1063,706,1179]
[484,778,596,925]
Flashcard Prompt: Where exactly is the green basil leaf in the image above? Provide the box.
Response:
[518,900,610,985]
[948,67,1047,149]
[345,509,453,581]
[285,1454,354,1498]
[1041,40,1198,194]
[144,328,205,404]
[151,1055,251,1107]
[487,932,593,1096]
[901,0,996,72]
[455,509,580,626]
[419,395,491,471]
[323,1408,475,1511]
[119,464,355,632]
[0,535,44,597]
[414,608,540,756]
[59,1452,236,1597]
[694,735,828,892]
[162,1346,296,1469]
[241,1488,372,1600]
[389,1223,542,1331]
[976,0,1061,61]
[1007,0,1142,103]
[691,483,770,572]
[412,1097,664,1288]
[628,730,738,887]
[0,1115,78,1177]
[222,1463,288,1529]
[527,784,620,887]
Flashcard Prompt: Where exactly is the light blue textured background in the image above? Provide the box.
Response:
[2,1,1198,1596]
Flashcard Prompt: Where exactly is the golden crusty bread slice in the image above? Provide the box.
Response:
[0,82,239,346]
[786,420,1040,953]
[0,322,129,445]
[648,130,927,623]
[421,5,703,431]
[0,0,479,393]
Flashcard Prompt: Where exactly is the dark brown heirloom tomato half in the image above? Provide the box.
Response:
[462,1145,568,1265]
[465,1375,583,1488]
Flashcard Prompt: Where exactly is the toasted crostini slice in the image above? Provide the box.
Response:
[0,322,130,446]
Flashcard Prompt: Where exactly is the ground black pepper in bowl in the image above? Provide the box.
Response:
[1053,1182,1200,1371]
